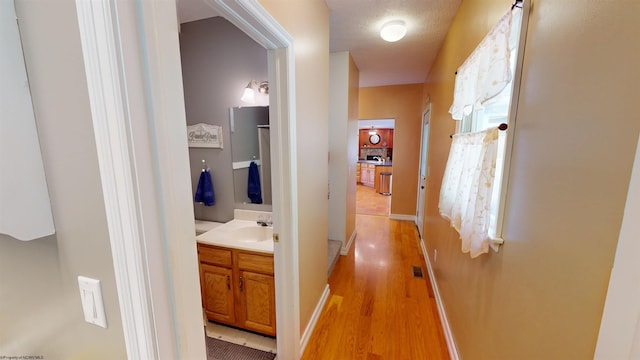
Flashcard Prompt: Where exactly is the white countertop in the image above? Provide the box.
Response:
[196,219,274,254]
[358,160,393,166]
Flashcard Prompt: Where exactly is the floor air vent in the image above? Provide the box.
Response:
[412,265,424,279]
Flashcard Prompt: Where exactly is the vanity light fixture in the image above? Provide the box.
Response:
[368,126,377,135]
[240,80,269,104]
[380,20,407,42]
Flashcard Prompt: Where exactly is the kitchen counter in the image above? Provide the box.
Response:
[358,160,392,166]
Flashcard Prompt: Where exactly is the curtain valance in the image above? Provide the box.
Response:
[449,8,520,120]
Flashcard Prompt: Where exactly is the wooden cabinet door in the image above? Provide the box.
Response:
[359,129,369,148]
[201,263,235,326]
[362,164,375,187]
[238,270,276,336]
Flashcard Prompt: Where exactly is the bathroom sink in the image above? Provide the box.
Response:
[231,225,273,242]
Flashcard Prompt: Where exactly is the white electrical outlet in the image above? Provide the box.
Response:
[434,249,438,263]
[78,276,108,328]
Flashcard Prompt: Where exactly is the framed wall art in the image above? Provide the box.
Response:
[187,123,223,148]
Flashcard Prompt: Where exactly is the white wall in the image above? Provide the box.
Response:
[595,132,640,358]
[328,52,349,244]
[1,0,127,357]
[329,52,359,248]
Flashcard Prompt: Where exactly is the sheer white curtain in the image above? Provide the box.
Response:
[439,127,501,258]
[449,9,516,120]
[439,7,521,258]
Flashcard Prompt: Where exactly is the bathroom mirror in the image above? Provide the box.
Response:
[229,106,272,208]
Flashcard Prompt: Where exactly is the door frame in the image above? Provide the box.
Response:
[75,0,300,359]
[207,2,301,358]
[416,104,431,237]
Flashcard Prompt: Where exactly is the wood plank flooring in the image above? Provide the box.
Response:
[356,184,390,216]
[301,190,449,359]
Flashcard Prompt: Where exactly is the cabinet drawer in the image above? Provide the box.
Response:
[367,164,376,169]
[198,244,232,267]
[237,252,274,275]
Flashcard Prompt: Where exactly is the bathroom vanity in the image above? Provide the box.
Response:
[195,210,276,336]
[197,243,276,336]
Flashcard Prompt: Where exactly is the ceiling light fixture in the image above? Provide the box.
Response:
[380,20,407,42]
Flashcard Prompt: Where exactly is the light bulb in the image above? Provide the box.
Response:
[240,87,255,104]
[380,20,407,42]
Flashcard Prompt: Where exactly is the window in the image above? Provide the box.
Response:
[458,21,520,240]
[440,3,527,257]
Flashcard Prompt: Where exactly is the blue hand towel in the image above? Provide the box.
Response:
[247,161,263,204]
[195,169,215,206]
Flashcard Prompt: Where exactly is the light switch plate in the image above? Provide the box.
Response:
[77,276,108,328]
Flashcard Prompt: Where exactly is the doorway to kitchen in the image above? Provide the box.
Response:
[356,119,395,216]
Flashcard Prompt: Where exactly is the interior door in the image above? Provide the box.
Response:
[416,106,430,238]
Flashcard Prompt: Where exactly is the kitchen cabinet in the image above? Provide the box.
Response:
[356,163,361,183]
[198,243,276,336]
[361,164,375,187]
[359,129,394,149]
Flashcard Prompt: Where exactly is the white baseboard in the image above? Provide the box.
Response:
[299,284,330,356]
[341,229,356,255]
[420,238,459,360]
[390,213,416,221]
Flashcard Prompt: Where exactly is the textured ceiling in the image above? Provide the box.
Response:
[326,0,460,87]
[176,0,461,87]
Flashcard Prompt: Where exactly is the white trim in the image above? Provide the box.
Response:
[299,284,330,356]
[594,133,640,358]
[390,214,416,221]
[341,229,356,255]
[416,104,431,237]
[420,239,459,360]
[232,159,262,169]
[206,1,301,359]
[74,1,157,358]
[496,0,531,239]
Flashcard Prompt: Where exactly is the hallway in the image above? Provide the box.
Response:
[302,212,450,359]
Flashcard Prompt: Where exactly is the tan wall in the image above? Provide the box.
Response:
[258,0,330,334]
[422,0,640,358]
[359,85,424,216]
[1,0,127,358]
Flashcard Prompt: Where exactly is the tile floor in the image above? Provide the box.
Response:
[204,319,277,354]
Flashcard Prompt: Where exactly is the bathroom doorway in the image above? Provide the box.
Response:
[75,1,300,359]
[177,2,300,358]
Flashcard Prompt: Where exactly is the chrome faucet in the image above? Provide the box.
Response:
[257,215,272,227]
[373,156,383,162]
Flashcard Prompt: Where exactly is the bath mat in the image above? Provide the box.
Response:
[206,336,276,360]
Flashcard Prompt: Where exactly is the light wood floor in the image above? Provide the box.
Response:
[356,184,391,216]
[301,210,450,359]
